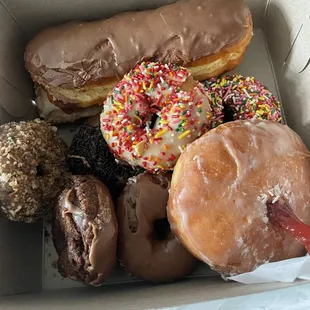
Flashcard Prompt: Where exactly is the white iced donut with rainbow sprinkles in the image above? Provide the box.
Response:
[100,62,212,172]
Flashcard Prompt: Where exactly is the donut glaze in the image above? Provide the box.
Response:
[101,62,212,172]
[117,172,197,282]
[168,120,310,275]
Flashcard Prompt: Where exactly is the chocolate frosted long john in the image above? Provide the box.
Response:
[25,0,252,89]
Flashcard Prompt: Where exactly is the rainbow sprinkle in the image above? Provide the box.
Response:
[205,74,282,128]
[101,62,212,172]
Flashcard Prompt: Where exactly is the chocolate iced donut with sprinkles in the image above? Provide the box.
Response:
[101,62,212,172]
[205,75,281,127]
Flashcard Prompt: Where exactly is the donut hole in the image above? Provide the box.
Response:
[223,105,234,122]
[149,113,159,129]
[36,164,44,177]
[153,218,171,241]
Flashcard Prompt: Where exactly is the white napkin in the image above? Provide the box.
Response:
[228,255,310,284]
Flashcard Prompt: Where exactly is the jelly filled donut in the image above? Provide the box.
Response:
[117,172,197,282]
[101,62,212,173]
[205,75,281,128]
[168,120,310,276]
[0,119,67,222]
[52,175,118,286]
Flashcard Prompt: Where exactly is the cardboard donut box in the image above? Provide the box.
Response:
[0,0,310,308]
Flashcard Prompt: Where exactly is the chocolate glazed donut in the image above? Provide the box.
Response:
[52,175,118,286]
[117,172,197,283]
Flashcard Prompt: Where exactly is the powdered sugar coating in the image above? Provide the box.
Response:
[101,62,212,172]
[168,120,310,276]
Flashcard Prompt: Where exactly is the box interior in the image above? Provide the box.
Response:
[0,0,310,307]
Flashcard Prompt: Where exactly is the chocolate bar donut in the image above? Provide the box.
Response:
[25,0,252,121]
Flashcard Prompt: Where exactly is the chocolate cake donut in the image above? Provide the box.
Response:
[68,124,143,200]
[117,172,197,282]
[0,119,67,222]
[52,175,118,286]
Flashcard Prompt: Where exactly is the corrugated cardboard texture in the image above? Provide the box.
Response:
[1,0,267,38]
[264,0,310,146]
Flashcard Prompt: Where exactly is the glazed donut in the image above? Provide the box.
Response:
[0,119,67,223]
[52,175,118,286]
[205,75,282,128]
[168,120,310,276]
[117,172,197,282]
[68,123,143,200]
[25,0,252,119]
[101,62,212,172]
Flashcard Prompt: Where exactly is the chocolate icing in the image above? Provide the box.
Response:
[25,0,251,89]
[117,172,197,282]
[52,175,117,286]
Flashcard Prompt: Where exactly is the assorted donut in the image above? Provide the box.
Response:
[168,120,310,276]
[4,0,309,288]
[117,172,197,282]
[0,119,67,223]
[101,62,212,172]
[53,175,118,286]
[205,74,282,128]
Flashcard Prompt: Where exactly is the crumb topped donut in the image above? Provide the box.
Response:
[101,62,212,172]
[168,120,310,275]
[205,75,282,127]
[0,119,67,222]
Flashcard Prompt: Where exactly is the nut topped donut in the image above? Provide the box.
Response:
[101,62,212,172]
[0,119,67,222]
